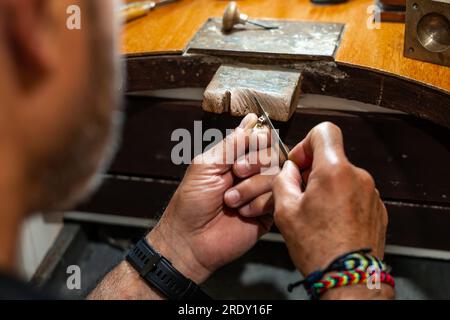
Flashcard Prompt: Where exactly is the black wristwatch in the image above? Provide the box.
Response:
[126,238,211,300]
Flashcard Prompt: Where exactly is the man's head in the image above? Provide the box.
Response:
[0,0,122,213]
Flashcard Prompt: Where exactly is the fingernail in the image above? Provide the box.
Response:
[238,114,251,129]
[235,158,251,177]
[236,157,249,174]
[225,189,241,206]
[237,157,247,166]
[283,160,291,169]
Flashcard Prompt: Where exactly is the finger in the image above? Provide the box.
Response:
[200,114,267,170]
[288,122,347,171]
[233,147,278,178]
[248,125,272,153]
[224,172,277,208]
[374,187,380,198]
[273,160,303,207]
[239,192,274,217]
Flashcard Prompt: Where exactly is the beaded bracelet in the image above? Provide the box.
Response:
[287,248,395,299]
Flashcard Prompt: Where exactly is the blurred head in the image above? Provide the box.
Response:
[0,0,122,213]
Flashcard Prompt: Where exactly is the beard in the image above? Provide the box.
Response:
[33,1,124,211]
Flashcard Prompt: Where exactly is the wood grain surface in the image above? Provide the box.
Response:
[122,0,450,93]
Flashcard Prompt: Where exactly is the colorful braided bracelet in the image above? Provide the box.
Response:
[307,269,395,298]
[287,248,395,299]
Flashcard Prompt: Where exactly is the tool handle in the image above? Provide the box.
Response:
[121,3,154,22]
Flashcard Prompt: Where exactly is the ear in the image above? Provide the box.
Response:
[2,0,61,82]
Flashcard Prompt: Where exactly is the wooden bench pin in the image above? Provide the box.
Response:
[202,64,302,123]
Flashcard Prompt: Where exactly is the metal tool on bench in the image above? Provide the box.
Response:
[120,0,178,23]
[222,2,279,33]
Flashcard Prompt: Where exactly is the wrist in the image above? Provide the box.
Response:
[292,248,395,300]
[321,283,395,300]
[146,222,211,284]
[88,261,165,299]
[299,245,377,275]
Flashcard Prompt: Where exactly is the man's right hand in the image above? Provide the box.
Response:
[272,122,392,299]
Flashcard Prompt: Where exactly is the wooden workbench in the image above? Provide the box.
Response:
[122,0,449,93]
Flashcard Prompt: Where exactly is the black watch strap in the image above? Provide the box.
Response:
[126,238,211,300]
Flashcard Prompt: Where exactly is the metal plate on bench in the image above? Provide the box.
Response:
[187,18,345,60]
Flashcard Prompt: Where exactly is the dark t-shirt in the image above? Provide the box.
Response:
[0,272,49,300]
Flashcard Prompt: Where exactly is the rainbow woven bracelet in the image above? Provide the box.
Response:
[307,269,395,298]
[287,248,395,299]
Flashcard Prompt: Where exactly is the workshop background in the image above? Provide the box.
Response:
[19,0,450,300]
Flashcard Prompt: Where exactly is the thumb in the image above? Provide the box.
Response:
[273,160,303,207]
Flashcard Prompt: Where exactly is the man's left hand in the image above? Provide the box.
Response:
[147,114,277,284]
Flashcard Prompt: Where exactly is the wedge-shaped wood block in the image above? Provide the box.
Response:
[202,65,302,122]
